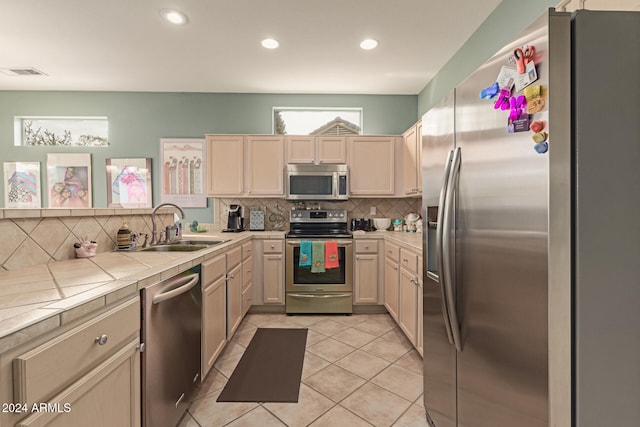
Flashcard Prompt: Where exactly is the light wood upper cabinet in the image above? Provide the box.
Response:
[206,135,244,196]
[317,136,347,164]
[403,121,422,195]
[348,136,396,196]
[246,135,284,196]
[285,135,347,164]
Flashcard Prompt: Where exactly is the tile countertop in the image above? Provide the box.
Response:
[0,229,421,351]
[0,230,285,351]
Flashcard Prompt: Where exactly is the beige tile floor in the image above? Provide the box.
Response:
[179,313,427,427]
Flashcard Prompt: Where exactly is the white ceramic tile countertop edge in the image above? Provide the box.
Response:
[0,230,285,345]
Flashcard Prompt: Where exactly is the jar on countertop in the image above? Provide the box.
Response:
[117,220,132,250]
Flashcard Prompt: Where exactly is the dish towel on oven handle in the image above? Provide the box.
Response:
[299,241,312,267]
[311,241,325,273]
[324,241,339,269]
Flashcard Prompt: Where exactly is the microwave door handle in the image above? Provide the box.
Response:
[333,173,338,198]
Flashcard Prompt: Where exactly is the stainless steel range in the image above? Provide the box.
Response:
[285,209,353,314]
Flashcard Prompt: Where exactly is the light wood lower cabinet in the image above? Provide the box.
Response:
[384,257,400,322]
[399,267,419,346]
[227,263,243,338]
[16,340,140,427]
[201,254,227,378]
[242,256,253,316]
[3,298,141,427]
[354,239,380,304]
[262,240,284,304]
[384,241,401,321]
[398,247,421,349]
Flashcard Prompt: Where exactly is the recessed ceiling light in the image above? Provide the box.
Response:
[360,39,379,50]
[160,9,189,25]
[261,38,280,49]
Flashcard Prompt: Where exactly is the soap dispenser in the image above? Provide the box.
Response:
[117,220,132,250]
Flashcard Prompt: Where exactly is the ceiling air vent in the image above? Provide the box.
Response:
[0,68,47,76]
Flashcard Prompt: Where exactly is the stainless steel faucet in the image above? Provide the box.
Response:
[150,203,186,245]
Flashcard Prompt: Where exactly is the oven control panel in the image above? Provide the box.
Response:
[290,209,347,223]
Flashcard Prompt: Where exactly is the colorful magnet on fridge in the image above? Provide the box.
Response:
[532,132,548,143]
[509,95,527,121]
[530,120,545,133]
[534,141,549,154]
[513,46,536,74]
[480,82,500,99]
[494,88,511,110]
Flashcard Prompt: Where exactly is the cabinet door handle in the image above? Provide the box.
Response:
[402,258,409,262]
[228,274,235,279]
[95,335,108,345]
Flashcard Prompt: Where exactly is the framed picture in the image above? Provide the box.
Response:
[3,162,41,209]
[46,153,92,208]
[106,158,152,208]
[159,138,206,208]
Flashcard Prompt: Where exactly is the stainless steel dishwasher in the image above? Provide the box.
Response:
[141,265,202,427]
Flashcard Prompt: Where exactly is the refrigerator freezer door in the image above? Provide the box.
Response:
[422,90,457,427]
[453,11,552,427]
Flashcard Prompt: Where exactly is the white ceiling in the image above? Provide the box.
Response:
[0,0,503,95]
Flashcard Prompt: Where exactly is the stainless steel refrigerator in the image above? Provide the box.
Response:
[422,8,640,427]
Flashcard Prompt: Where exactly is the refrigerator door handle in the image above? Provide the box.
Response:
[436,149,455,345]
[442,146,463,352]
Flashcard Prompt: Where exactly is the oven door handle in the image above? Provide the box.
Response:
[287,293,352,298]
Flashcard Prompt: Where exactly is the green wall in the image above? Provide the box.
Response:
[0,92,416,222]
[417,0,559,115]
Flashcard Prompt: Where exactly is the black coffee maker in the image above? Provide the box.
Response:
[223,204,244,232]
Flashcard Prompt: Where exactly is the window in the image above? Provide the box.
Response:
[14,116,109,146]
[273,108,362,135]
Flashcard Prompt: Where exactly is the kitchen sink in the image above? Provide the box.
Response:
[139,239,230,252]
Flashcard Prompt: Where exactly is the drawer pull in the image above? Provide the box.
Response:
[95,335,108,345]
[403,258,408,262]
[270,245,275,249]
[365,245,369,249]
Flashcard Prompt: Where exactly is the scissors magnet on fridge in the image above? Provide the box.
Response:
[514,46,536,74]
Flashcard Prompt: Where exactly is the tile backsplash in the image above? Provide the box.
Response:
[0,210,175,271]
[217,198,421,231]
[1,198,421,271]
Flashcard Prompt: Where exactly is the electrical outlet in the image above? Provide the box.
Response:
[370,206,377,215]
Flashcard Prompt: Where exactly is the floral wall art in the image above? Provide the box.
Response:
[46,153,92,208]
[159,138,206,208]
[105,158,152,208]
[3,162,41,208]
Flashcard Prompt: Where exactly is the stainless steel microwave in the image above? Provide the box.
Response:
[285,164,349,200]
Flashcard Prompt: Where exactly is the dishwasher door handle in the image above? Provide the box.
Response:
[152,273,200,304]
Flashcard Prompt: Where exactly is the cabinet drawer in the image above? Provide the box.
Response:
[13,298,139,405]
[355,240,379,254]
[263,240,283,254]
[400,248,419,274]
[242,241,253,260]
[242,256,253,288]
[385,241,400,263]
[227,246,242,270]
[202,253,226,285]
